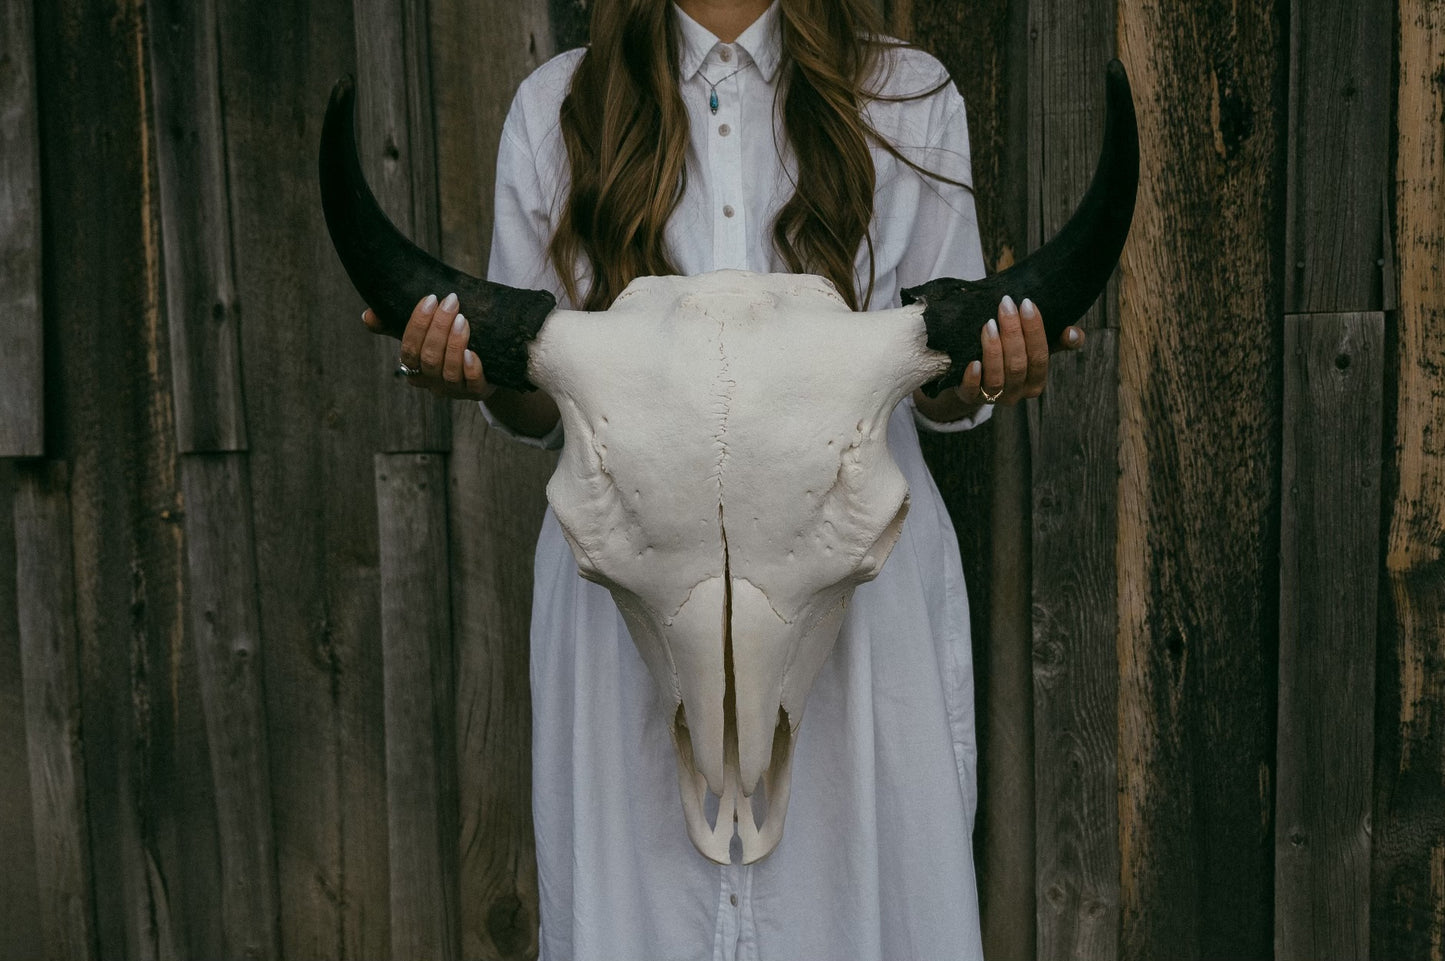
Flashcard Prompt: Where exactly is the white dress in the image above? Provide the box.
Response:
[484,5,992,959]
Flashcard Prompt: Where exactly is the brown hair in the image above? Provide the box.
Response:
[549,0,951,311]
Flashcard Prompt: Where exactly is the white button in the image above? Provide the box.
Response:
[720,47,732,62]
[723,205,735,218]
[718,123,731,137]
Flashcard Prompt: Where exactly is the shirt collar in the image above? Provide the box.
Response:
[673,2,782,84]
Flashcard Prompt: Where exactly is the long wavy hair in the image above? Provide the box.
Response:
[548,0,950,311]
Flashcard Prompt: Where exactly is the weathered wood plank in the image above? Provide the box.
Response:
[0,0,44,457]
[32,0,216,955]
[216,0,391,954]
[179,454,281,960]
[1025,3,1119,958]
[432,1,555,956]
[13,462,96,961]
[352,0,450,452]
[377,453,459,961]
[147,0,247,453]
[904,0,1035,955]
[1283,0,1393,313]
[1116,2,1285,958]
[0,461,45,961]
[1032,331,1120,961]
[1374,4,1445,958]
[1275,312,1383,961]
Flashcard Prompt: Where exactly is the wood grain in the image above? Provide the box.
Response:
[352,0,451,453]
[13,462,96,961]
[0,0,43,457]
[431,0,556,956]
[377,454,459,961]
[180,454,281,960]
[1116,1,1285,957]
[217,0,391,954]
[1275,312,1383,961]
[147,0,246,453]
[1375,4,1445,958]
[1283,0,1394,313]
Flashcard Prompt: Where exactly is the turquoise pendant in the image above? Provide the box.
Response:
[709,89,719,114]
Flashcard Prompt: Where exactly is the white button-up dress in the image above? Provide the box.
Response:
[484,5,991,959]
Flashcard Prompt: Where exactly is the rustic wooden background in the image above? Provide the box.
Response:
[1,0,1440,958]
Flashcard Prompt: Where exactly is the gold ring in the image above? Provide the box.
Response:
[980,384,1003,403]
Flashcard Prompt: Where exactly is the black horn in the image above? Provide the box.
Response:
[318,76,555,391]
[901,59,1139,396]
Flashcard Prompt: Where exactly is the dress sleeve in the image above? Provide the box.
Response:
[896,87,994,433]
[479,94,567,450]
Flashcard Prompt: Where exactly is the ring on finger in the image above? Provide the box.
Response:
[396,361,421,377]
[980,383,1003,403]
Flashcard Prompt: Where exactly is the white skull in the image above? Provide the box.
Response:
[528,271,949,863]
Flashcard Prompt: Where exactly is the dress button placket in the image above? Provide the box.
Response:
[711,52,746,268]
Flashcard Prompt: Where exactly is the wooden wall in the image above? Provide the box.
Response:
[0,0,1440,959]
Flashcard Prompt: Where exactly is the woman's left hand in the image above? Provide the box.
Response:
[954,295,1084,407]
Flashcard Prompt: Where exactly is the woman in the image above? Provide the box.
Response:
[368,1,1081,957]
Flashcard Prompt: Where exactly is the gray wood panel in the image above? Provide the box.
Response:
[1275,312,1383,961]
[431,0,556,956]
[352,0,451,453]
[13,463,96,961]
[180,454,281,960]
[1284,0,1394,312]
[0,0,43,457]
[217,0,392,953]
[148,0,247,453]
[376,453,459,961]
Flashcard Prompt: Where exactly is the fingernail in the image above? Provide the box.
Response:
[1021,297,1035,318]
[441,292,458,311]
[452,313,466,334]
[1000,294,1016,313]
[985,319,999,339]
[465,349,479,369]
[970,361,983,378]
[1067,327,1081,346]
[422,293,438,312]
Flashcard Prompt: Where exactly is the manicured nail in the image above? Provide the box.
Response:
[985,319,999,339]
[970,361,983,379]
[441,292,458,311]
[1067,327,1081,346]
[452,313,466,334]
[1000,294,1016,314]
[1021,297,1035,318]
[422,293,438,312]
[464,349,479,370]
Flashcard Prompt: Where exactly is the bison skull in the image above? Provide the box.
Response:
[318,61,1137,863]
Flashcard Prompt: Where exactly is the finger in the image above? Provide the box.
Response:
[420,291,458,375]
[954,360,984,404]
[463,349,492,399]
[442,313,469,384]
[362,308,384,333]
[1059,325,1085,350]
[1019,298,1050,397]
[399,294,438,367]
[980,317,1004,400]
[997,295,1028,401]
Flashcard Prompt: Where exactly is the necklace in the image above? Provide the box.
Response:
[698,65,745,115]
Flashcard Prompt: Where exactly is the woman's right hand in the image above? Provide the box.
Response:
[363,292,495,401]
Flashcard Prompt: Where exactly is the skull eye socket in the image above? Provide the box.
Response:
[856,494,910,581]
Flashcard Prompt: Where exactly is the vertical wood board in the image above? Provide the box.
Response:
[432,0,555,955]
[1375,4,1445,958]
[13,463,96,961]
[0,0,44,456]
[180,454,281,960]
[147,0,247,453]
[1275,312,1383,961]
[1115,2,1285,958]
[1283,0,1393,312]
[352,0,451,452]
[377,453,459,961]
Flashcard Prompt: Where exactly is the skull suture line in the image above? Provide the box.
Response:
[319,62,1138,864]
